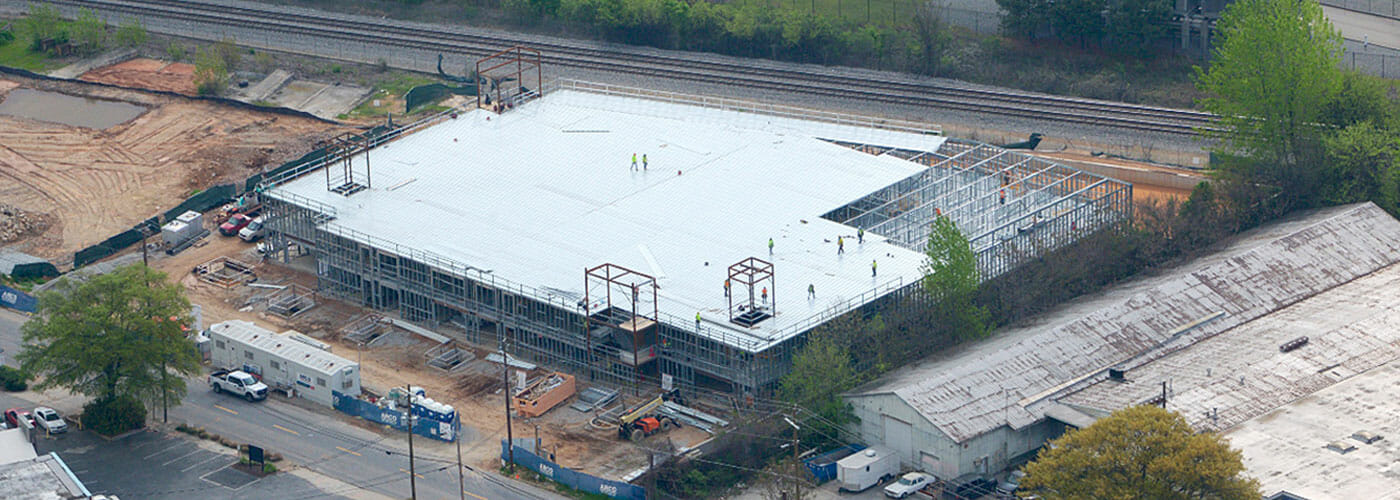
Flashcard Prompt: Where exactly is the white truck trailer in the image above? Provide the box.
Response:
[837,446,899,492]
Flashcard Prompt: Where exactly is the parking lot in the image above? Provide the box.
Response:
[34,426,356,499]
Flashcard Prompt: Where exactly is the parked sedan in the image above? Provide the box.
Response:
[32,407,67,434]
[3,408,35,429]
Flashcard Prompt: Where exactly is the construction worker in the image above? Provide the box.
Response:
[1000,188,1006,205]
[871,259,878,277]
[768,238,774,255]
[724,278,731,297]
[858,227,864,244]
[695,311,701,329]
[837,236,844,255]
[642,153,648,170]
[761,287,768,304]
[807,283,815,299]
[631,153,638,171]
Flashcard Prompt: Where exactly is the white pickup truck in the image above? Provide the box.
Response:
[209,369,269,402]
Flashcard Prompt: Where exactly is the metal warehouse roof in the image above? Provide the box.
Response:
[208,320,356,377]
[269,88,946,352]
[847,203,1400,444]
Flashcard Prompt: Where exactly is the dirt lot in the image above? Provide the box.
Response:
[80,58,198,95]
[0,74,343,264]
[140,237,704,477]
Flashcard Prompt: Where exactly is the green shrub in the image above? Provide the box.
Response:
[262,462,277,474]
[81,395,146,436]
[0,31,15,45]
[115,18,148,48]
[0,366,30,392]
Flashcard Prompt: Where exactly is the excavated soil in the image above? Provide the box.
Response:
[80,58,198,95]
[0,74,344,264]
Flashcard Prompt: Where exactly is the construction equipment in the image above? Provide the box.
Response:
[617,389,683,442]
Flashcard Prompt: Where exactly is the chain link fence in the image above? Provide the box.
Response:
[1343,38,1400,79]
[1322,0,1400,18]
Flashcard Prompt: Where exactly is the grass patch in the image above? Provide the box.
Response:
[345,72,441,119]
[0,31,59,71]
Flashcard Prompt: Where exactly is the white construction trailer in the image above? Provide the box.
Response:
[207,320,360,407]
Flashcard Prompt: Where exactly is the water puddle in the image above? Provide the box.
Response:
[0,88,147,129]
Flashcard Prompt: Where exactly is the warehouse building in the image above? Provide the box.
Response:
[844,203,1400,479]
[208,320,361,406]
[259,80,1130,394]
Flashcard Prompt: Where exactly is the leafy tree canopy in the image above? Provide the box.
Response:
[1196,0,1343,197]
[1021,405,1261,500]
[921,215,989,341]
[19,265,201,412]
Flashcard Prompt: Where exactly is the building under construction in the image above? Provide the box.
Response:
[260,79,1131,394]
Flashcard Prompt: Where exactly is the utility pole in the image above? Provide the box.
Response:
[161,360,168,423]
[456,413,466,500]
[783,416,801,500]
[406,384,418,500]
[502,338,515,473]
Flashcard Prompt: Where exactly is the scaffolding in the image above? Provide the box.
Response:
[258,82,1130,396]
[727,258,775,327]
[476,46,543,110]
[324,132,372,196]
[822,138,1132,280]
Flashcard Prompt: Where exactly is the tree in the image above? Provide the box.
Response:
[1021,405,1261,500]
[921,215,989,341]
[997,0,1051,39]
[779,324,859,444]
[1196,0,1343,207]
[910,3,951,74]
[1104,0,1172,57]
[18,265,200,426]
[1321,121,1400,214]
[23,4,63,43]
[115,17,148,48]
[193,46,230,95]
[71,8,108,54]
[1049,0,1105,48]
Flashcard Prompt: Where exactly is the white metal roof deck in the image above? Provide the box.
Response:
[209,320,356,377]
[269,88,949,352]
[847,203,1400,443]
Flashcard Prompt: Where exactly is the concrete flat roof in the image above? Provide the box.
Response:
[270,89,946,352]
[1224,358,1400,500]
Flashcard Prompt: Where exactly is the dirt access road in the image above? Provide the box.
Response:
[0,74,343,265]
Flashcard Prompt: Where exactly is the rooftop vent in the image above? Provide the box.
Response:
[1108,367,1126,382]
[1352,431,1384,444]
[1325,441,1357,454]
[1279,336,1309,352]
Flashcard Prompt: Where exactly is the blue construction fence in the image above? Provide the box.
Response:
[331,390,459,442]
[804,444,866,484]
[501,440,646,500]
[0,285,37,313]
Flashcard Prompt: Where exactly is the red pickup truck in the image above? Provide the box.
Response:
[219,213,254,236]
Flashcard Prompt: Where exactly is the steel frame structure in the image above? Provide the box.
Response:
[324,132,372,196]
[823,138,1132,280]
[475,46,543,110]
[584,263,660,394]
[259,83,1130,397]
[727,258,775,326]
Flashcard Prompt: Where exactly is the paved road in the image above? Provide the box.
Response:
[0,302,561,500]
[1325,5,1400,50]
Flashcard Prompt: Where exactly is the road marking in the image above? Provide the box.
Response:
[399,468,425,479]
[161,448,203,466]
[335,446,362,457]
[465,491,487,500]
[181,452,227,472]
[273,424,300,436]
[214,404,238,415]
[142,445,180,460]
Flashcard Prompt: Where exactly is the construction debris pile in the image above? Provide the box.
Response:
[0,203,49,243]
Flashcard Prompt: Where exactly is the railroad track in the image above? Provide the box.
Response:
[49,0,1220,135]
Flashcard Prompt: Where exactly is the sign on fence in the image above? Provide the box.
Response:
[501,440,647,500]
[0,285,37,313]
[331,390,458,442]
